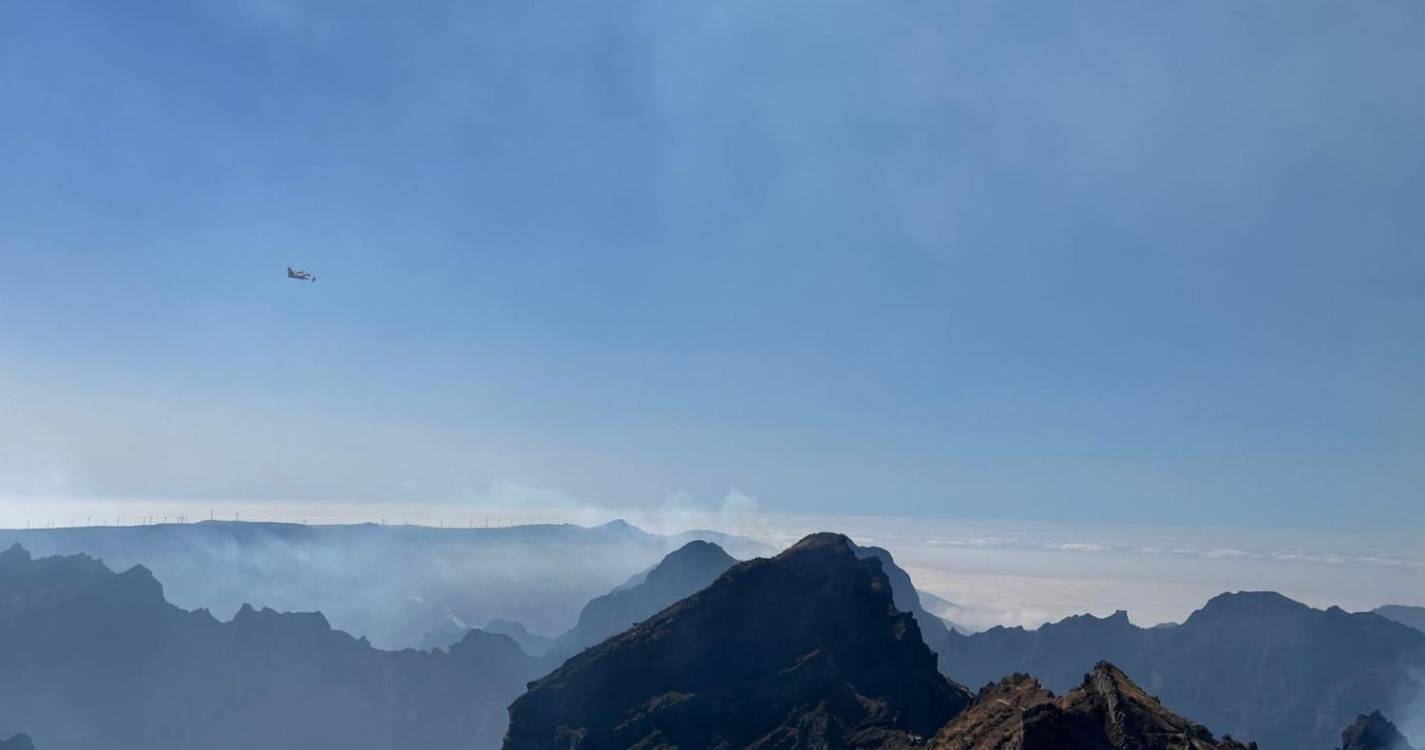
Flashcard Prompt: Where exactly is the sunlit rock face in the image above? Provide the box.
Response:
[932,662,1254,750]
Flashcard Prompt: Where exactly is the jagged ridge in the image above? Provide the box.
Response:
[504,532,970,750]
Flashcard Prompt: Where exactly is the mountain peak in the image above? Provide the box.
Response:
[1192,591,1309,620]
[595,518,643,535]
[1338,711,1419,750]
[0,543,31,564]
[789,530,856,552]
[934,661,1251,750]
[505,531,969,749]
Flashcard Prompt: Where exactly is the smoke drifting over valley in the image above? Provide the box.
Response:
[0,520,769,649]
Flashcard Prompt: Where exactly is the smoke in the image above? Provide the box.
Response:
[0,517,768,649]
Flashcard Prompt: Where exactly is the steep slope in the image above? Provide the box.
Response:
[853,545,958,662]
[938,591,1425,750]
[933,663,1252,750]
[0,546,546,750]
[550,540,737,658]
[1374,605,1425,634]
[504,533,971,750]
[1337,712,1418,750]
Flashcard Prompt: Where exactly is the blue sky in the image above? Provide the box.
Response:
[2,1,1423,532]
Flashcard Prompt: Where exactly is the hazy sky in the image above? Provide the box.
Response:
[2,1,1423,534]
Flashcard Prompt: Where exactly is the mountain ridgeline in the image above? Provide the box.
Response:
[937,591,1425,750]
[0,520,770,649]
[1375,605,1425,634]
[0,544,545,750]
[504,533,971,749]
[548,539,737,658]
[1,529,1420,750]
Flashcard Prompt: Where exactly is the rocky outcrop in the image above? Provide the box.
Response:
[503,533,970,749]
[933,663,1254,750]
[1337,711,1418,750]
[0,543,110,621]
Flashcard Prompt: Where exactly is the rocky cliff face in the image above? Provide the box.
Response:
[503,533,971,750]
[933,663,1253,750]
[1337,712,1418,750]
[853,545,958,664]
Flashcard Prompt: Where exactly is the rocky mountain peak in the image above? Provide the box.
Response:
[934,661,1253,750]
[504,531,969,749]
[1338,711,1419,750]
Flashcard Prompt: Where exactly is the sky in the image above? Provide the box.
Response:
[1,1,1423,538]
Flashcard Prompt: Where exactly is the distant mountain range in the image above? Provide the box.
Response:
[505,533,970,749]
[1374,605,1425,634]
[0,543,545,750]
[502,533,1285,750]
[4,527,1420,750]
[937,591,1425,750]
[0,520,770,648]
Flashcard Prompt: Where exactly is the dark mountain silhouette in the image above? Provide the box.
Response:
[503,533,971,750]
[938,591,1425,750]
[853,544,959,666]
[549,539,737,658]
[1374,605,1425,634]
[0,520,769,648]
[485,618,555,656]
[0,543,109,621]
[0,734,35,750]
[1337,712,1418,750]
[932,662,1253,750]
[0,545,546,750]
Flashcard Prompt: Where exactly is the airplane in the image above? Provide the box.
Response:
[287,267,316,282]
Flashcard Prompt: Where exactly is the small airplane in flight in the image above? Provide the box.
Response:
[286,267,316,282]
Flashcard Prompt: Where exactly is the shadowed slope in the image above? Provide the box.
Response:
[1337,712,1418,750]
[504,533,970,750]
[549,540,736,658]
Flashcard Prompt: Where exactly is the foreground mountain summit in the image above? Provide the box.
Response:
[504,533,970,749]
[932,663,1252,750]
